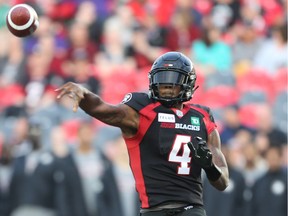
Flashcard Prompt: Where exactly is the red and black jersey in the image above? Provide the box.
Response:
[122,92,217,209]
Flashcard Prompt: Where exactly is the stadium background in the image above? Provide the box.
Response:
[0,0,287,216]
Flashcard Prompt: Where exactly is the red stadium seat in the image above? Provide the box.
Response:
[0,84,25,110]
[196,85,240,109]
[238,104,260,129]
[61,119,81,143]
[135,66,150,92]
[237,68,272,90]
[100,68,139,104]
[195,71,206,89]
[272,68,287,100]
[236,68,274,102]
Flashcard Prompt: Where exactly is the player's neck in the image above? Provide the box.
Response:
[172,103,184,110]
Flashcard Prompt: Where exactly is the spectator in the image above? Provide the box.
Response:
[232,22,264,76]
[255,104,287,147]
[27,88,89,148]
[9,123,59,216]
[211,0,241,31]
[20,45,60,113]
[8,117,31,157]
[34,16,69,80]
[190,24,232,76]
[238,134,268,215]
[0,36,25,87]
[174,0,203,27]
[0,143,14,216]
[76,0,113,19]
[63,49,101,95]
[98,132,140,216]
[142,11,167,48]
[220,105,255,145]
[65,20,98,64]
[94,12,136,76]
[74,1,98,26]
[54,121,109,216]
[249,145,287,216]
[0,2,10,29]
[72,121,107,216]
[253,24,287,74]
[203,144,246,216]
[239,2,266,35]
[240,137,267,187]
[130,25,166,70]
[165,9,202,53]
[84,1,105,47]
[50,126,90,216]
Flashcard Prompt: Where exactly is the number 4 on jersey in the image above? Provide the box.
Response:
[168,135,192,175]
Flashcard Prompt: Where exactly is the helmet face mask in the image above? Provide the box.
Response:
[149,52,197,107]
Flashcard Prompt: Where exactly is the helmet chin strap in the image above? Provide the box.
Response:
[150,85,199,108]
[158,90,189,107]
[158,98,182,108]
[192,85,199,95]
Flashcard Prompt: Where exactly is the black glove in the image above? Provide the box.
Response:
[187,136,212,169]
[187,137,222,181]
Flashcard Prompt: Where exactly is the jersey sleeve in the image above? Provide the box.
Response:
[190,104,217,135]
[121,92,151,112]
[204,107,217,134]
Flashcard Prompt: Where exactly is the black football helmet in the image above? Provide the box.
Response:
[149,52,197,107]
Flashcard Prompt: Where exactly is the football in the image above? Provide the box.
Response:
[6,4,39,37]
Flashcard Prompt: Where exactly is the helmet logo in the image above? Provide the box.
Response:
[121,93,132,104]
[163,63,173,67]
[190,74,196,80]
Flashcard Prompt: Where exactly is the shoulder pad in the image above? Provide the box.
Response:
[190,104,215,123]
[121,92,152,111]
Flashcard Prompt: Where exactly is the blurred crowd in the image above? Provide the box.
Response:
[0,0,287,216]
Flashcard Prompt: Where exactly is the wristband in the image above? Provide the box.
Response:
[204,164,222,182]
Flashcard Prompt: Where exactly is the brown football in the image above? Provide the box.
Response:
[6,4,39,37]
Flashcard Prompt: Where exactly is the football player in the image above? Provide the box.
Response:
[56,51,229,216]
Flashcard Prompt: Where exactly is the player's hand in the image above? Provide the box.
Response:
[187,137,213,169]
[55,82,88,112]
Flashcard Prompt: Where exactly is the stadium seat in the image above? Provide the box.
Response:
[239,91,268,106]
[204,72,235,90]
[197,85,240,109]
[0,84,25,110]
[100,68,139,104]
[236,68,274,102]
[195,71,206,89]
[272,91,288,133]
[272,68,287,100]
[135,66,150,92]
[238,104,260,128]
[61,119,81,143]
